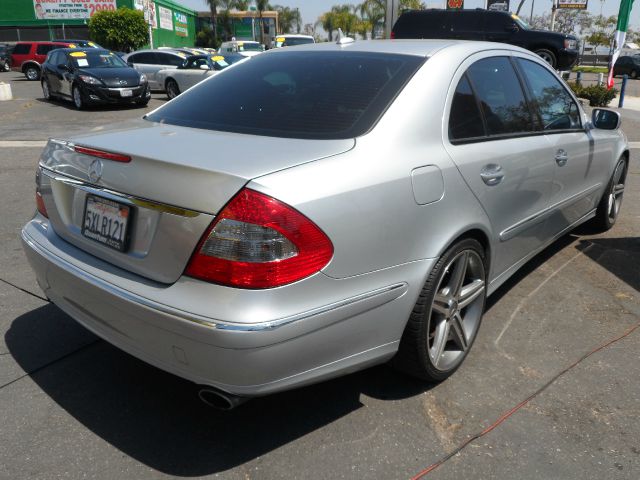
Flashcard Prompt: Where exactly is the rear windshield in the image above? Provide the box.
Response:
[145,51,424,139]
[238,42,262,52]
[279,37,314,47]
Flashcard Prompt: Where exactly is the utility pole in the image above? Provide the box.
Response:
[550,0,558,31]
[384,0,399,39]
[530,0,535,23]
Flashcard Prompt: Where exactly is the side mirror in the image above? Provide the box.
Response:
[592,109,621,130]
[57,63,68,71]
[127,61,134,67]
[505,23,519,33]
[199,64,209,70]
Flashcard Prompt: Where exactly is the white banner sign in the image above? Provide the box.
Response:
[558,0,588,9]
[33,0,117,20]
[158,6,173,31]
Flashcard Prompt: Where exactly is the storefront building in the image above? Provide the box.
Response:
[0,0,196,48]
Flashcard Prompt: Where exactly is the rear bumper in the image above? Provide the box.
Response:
[22,216,431,396]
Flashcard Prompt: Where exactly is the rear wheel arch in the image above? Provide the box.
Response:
[438,228,492,276]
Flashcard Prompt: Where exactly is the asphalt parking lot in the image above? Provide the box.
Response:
[1,72,639,479]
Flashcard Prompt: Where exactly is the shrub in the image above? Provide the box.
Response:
[89,8,148,52]
[567,82,618,107]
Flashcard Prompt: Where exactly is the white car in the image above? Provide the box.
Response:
[271,34,315,48]
[218,40,264,57]
[122,49,188,91]
[156,53,247,99]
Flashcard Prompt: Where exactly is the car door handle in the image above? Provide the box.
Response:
[555,149,568,166]
[480,164,504,186]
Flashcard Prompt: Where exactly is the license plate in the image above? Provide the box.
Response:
[82,195,131,252]
[120,89,133,97]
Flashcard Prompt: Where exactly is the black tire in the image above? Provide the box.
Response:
[589,157,627,232]
[534,48,557,69]
[166,78,180,99]
[24,65,40,81]
[72,84,85,110]
[135,97,150,107]
[393,238,487,382]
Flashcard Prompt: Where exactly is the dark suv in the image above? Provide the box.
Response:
[392,9,579,70]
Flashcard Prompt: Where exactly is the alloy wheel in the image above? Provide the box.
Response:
[42,80,50,100]
[427,250,485,372]
[166,80,179,99]
[607,160,626,223]
[73,86,83,109]
[26,67,39,81]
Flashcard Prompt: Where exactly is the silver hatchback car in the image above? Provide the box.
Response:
[22,40,629,408]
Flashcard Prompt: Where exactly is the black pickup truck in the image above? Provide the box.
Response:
[392,9,579,70]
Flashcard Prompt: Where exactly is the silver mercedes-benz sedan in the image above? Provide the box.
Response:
[22,40,629,408]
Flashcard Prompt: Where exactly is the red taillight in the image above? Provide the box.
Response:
[74,145,131,163]
[390,31,396,39]
[36,191,48,218]
[185,188,333,289]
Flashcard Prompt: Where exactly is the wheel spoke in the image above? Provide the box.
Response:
[448,252,469,297]
[458,279,485,309]
[614,184,625,196]
[430,319,449,368]
[433,293,450,316]
[450,313,468,351]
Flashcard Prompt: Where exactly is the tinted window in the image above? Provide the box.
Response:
[447,11,482,33]
[129,52,155,64]
[146,51,424,139]
[449,75,485,141]
[185,56,208,69]
[393,12,446,38]
[48,50,63,65]
[12,43,31,55]
[281,37,314,46]
[466,57,534,136]
[36,44,57,55]
[517,59,581,130]
[484,12,514,31]
[157,53,184,66]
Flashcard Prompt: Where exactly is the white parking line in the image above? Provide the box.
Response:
[629,142,640,149]
[0,140,47,148]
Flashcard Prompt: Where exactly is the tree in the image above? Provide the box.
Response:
[88,8,148,52]
[274,5,302,34]
[205,0,220,48]
[360,0,385,39]
[256,0,269,44]
[316,11,337,41]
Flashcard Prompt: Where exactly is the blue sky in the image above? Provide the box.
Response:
[179,0,640,31]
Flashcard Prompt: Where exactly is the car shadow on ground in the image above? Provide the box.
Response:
[5,303,431,476]
[576,236,640,291]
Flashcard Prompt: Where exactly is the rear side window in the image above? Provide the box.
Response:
[447,12,482,33]
[393,12,445,38]
[48,50,63,65]
[146,51,424,140]
[12,43,31,55]
[449,75,485,141]
[36,44,57,55]
[129,52,154,64]
[516,58,581,131]
[157,53,184,66]
[465,57,534,136]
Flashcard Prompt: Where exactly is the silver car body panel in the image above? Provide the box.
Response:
[23,40,628,396]
[122,49,186,90]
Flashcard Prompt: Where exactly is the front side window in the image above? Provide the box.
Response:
[36,44,55,55]
[158,53,185,66]
[449,75,485,141]
[466,57,534,136]
[146,51,424,139]
[48,50,62,65]
[516,58,581,131]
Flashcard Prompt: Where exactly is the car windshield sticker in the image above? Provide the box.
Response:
[88,42,96,47]
[70,52,86,57]
[212,55,224,61]
[68,44,76,48]
[276,37,285,42]
[76,58,89,67]
[177,52,186,58]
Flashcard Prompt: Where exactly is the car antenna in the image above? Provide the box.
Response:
[336,28,355,46]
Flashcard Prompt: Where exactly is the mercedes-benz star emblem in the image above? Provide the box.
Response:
[88,158,103,183]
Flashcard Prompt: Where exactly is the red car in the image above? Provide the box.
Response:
[11,41,76,80]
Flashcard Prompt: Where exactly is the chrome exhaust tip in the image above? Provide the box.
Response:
[198,387,248,410]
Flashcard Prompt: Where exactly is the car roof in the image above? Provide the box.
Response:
[262,39,526,58]
[278,34,313,38]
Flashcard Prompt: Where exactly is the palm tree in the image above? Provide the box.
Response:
[205,0,219,47]
[316,11,337,41]
[256,0,269,44]
[360,0,384,39]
